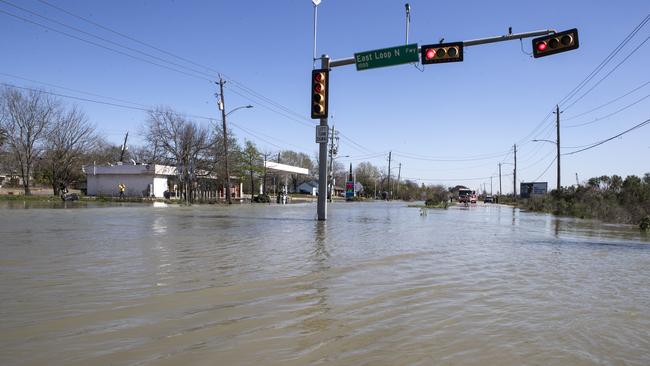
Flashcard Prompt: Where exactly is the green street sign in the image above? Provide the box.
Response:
[354,43,419,71]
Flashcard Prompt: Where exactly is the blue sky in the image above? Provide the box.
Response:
[1,0,649,194]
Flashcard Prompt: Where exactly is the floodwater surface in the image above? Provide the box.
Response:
[0,201,649,365]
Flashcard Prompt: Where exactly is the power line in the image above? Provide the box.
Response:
[564,92,650,128]
[36,0,312,124]
[1,1,320,133]
[1,82,151,113]
[0,0,221,80]
[511,15,649,169]
[0,81,314,155]
[558,14,650,108]
[562,117,650,155]
[562,35,650,111]
[0,72,151,108]
[392,149,511,162]
[562,80,650,121]
[401,173,513,183]
[0,8,213,82]
[530,156,557,183]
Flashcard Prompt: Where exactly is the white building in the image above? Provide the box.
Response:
[83,163,176,198]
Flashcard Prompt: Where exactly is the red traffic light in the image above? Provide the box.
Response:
[420,42,464,64]
[311,69,328,119]
[532,28,579,58]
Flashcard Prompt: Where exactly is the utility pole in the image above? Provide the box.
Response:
[513,144,517,199]
[575,173,579,186]
[217,76,233,204]
[396,163,401,200]
[316,55,330,220]
[328,124,336,202]
[555,104,561,191]
[498,163,502,195]
[387,151,392,200]
[490,176,493,196]
[119,131,129,163]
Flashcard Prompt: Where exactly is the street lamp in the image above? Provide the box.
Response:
[220,103,253,204]
[225,105,253,117]
[532,137,560,190]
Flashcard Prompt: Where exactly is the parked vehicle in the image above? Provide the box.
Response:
[484,195,493,203]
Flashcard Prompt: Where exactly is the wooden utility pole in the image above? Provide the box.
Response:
[218,76,232,204]
[328,124,336,202]
[396,163,401,199]
[555,104,561,191]
[498,163,502,195]
[387,151,392,200]
[513,144,517,199]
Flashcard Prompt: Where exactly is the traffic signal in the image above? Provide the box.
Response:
[532,28,579,58]
[420,42,463,64]
[311,69,328,119]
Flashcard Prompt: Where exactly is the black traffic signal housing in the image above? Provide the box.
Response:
[311,69,329,119]
[532,28,579,58]
[421,42,464,64]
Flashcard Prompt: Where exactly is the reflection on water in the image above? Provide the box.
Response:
[0,202,649,365]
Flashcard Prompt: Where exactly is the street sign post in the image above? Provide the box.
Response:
[354,43,418,71]
[316,125,329,143]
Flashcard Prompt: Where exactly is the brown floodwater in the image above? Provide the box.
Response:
[0,201,649,365]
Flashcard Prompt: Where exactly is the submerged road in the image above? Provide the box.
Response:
[0,201,649,365]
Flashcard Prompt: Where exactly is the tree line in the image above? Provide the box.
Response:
[0,86,462,204]
[522,174,650,227]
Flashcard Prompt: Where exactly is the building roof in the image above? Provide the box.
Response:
[264,161,309,175]
[298,180,318,189]
[82,163,177,176]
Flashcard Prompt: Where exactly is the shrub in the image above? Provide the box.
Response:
[640,216,650,231]
[253,194,270,203]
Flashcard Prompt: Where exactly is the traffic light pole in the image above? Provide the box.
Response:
[328,29,557,67]
[317,55,330,221]
[316,28,558,220]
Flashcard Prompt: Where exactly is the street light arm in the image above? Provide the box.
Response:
[225,105,253,117]
[532,139,556,144]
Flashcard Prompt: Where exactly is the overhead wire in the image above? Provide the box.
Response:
[35,0,315,125]
[561,35,650,111]
[557,14,650,108]
[562,80,650,121]
[0,8,213,83]
[564,92,650,128]
[530,156,557,183]
[562,117,650,155]
[0,81,315,155]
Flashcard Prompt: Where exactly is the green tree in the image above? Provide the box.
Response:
[241,140,260,199]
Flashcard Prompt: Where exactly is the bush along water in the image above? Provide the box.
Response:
[520,173,650,228]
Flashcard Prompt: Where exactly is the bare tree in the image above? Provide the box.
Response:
[42,105,97,195]
[144,107,212,203]
[0,87,57,195]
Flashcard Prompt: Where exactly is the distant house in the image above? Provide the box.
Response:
[83,163,176,198]
[297,180,318,196]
